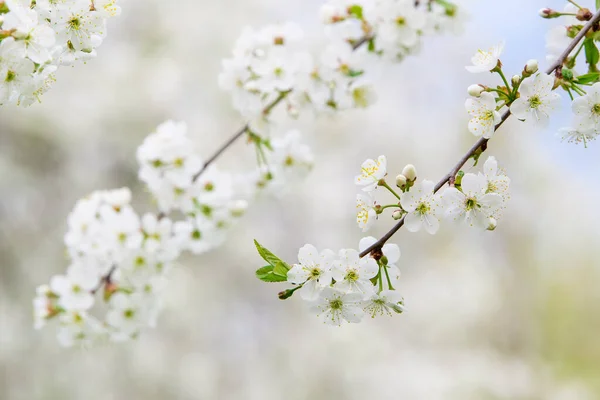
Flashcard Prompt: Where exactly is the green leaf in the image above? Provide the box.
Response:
[273,262,288,278]
[367,38,376,52]
[584,38,599,68]
[348,5,363,19]
[254,240,291,270]
[347,69,364,78]
[575,72,600,84]
[255,265,287,282]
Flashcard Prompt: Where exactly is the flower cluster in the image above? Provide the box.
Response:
[0,0,120,106]
[219,0,465,134]
[34,120,317,346]
[34,188,178,347]
[540,1,600,145]
[255,238,404,326]
[354,155,510,234]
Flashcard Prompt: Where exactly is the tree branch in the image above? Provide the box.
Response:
[359,9,600,258]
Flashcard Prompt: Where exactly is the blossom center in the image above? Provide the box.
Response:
[124,309,135,319]
[593,104,600,115]
[68,17,82,31]
[329,298,343,310]
[465,197,478,211]
[345,269,359,282]
[483,110,495,120]
[309,268,321,279]
[395,16,406,25]
[416,202,430,215]
[529,95,542,109]
[5,70,15,82]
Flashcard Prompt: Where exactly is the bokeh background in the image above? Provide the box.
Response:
[2,0,600,399]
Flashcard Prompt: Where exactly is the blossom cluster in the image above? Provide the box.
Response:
[545,0,600,146]
[252,153,510,326]
[0,0,120,106]
[355,155,510,234]
[289,239,404,325]
[34,120,316,346]
[218,0,465,134]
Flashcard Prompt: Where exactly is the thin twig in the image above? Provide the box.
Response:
[359,9,600,258]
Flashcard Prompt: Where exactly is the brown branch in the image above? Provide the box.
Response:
[359,9,600,258]
[190,35,373,182]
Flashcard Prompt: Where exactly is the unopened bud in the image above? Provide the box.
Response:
[392,302,405,314]
[576,8,593,22]
[524,59,538,75]
[562,68,574,80]
[486,217,497,231]
[230,200,248,218]
[467,84,485,97]
[511,75,521,86]
[539,8,559,19]
[392,210,403,220]
[402,164,417,182]
[395,174,407,188]
[278,289,296,300]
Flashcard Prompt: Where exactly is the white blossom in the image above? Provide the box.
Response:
[400,179,442,234]
[356,193,377,232]
[465,41,504,73]
[442,173,503,229]
[354,155,387,191]
[332,249,378,299]
[510,73,560,127]
[288,245,335,301]
[465,92,502,138]
[310,287,365,325]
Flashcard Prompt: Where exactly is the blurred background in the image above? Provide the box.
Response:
[1,0,600,399]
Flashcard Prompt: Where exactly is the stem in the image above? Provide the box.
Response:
[359,9,600,258]
[378,204,401,213]
[377,265,383,292]
[568,0,582,9]
[383,264,395,290]
[379,180,402,201]
[495,68,512,93]
[191,36,372,182]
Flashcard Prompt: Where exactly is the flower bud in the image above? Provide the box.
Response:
[539,8,559,18]
[392,210,403,220]
[319,4,338,23]
[467,84,484,97]
[486,217,497,231]
[402,164,417,182]
[576,8,593,22]
[525,59,538,75]
[230,200,248,217]
[395,174,407,188]
[511,75,521,86]
[278,289,296,300]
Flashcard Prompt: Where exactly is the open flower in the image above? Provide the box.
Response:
[442,173,503,229]
[465,92,502,138]
[332,249,378,299]
[354,155,387,192]
[287,244,335,301]
[310,288,365,325]
[400,179,442,234]
[510,73,560,127]
[465,41,504,73]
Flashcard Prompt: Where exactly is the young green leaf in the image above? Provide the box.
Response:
[348,5,363,19]
[254,240,291,270]
[584,38,599,68]
[255,265,287,282]
[575,72,600,84]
